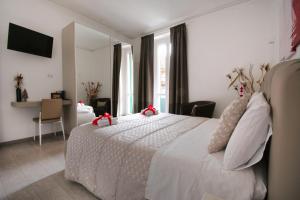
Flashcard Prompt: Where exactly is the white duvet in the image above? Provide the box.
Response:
[145,119,266,200]
[66,114,266,200]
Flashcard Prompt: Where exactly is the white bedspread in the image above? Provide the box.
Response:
[145,119,266,200]
[65,113,207,200]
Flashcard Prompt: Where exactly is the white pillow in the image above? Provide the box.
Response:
[223,92,271,170]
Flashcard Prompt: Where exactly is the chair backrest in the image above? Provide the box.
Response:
[41,99,63,120]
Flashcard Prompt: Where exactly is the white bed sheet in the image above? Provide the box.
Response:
[145,119,266,200]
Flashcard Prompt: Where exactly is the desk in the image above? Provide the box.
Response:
[11,100,72,108]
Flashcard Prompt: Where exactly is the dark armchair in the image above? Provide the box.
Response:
[90,98,111,117]
[181,101,216,118]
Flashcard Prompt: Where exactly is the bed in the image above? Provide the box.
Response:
[77,103,96,126]
[65,59,300,200]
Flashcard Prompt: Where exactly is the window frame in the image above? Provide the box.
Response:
[154,32,170,113]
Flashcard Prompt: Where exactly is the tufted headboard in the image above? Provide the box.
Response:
[261,59,300,200]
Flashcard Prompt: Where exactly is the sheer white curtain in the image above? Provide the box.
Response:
[117,45,134,116]
[154,33,171,113]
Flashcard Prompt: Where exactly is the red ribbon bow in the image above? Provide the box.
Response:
[142,104,156,115]
[78,100,84,105]
[92,112,112,126]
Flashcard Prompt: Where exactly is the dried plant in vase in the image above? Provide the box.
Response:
[14,73,23,89]
[14,73,23,102]
[82,81,102,102]
[226,64,270,97]
[257,64,270,87]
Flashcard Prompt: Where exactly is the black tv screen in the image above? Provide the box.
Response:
[7,23,53,58]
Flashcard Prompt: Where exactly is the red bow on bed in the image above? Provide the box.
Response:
[142,104,156,115]
[78,100,84,105]
[92,112,112,126]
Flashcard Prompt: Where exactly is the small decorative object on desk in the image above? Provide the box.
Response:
[22,89,28,102]
[82,81,102,103]
[14,73,23,102]
[51,92,62,99]
[51,91,65,99]
[226,64,270,97]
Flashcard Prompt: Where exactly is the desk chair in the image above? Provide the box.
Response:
[33,99,65,145]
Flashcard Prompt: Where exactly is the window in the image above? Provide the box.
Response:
[154,32,171,113]
[118,45,134,116]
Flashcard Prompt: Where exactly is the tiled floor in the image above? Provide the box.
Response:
[0,136,98,200]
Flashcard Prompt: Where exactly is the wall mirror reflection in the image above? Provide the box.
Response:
[111,40,134,117]
[75,24,112,125]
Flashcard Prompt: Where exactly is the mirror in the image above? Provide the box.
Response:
[111,39,134,117]
[75,23,112,125]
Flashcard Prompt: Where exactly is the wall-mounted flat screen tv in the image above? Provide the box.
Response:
[7,23,53,58]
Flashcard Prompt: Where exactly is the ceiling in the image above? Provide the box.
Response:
[75,23,110,51]
[51,0,250,39]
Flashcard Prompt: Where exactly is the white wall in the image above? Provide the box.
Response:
[277,0,293,60]
[187,0,278,116]
[295,46,300,59]
[277,0,300,60]
[133,0,278,117]
[0,0,130,142]
[76,46,111,103]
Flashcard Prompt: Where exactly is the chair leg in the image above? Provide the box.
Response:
[53,123,57,136]
[39,121,42,146]
[60,117,65,141]
[34,123,36,141]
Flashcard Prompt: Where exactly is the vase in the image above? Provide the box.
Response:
[89,95,97,105]
[16,88,22,102]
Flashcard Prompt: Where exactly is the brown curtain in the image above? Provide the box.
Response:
[112,43,122,117]
[138,34,154,111]
[169,23,188,114]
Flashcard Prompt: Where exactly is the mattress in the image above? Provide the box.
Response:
[65,113,266,200]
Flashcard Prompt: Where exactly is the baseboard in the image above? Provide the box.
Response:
[0,132,69,147]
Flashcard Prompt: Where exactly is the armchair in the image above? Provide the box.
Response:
[90,98,111,117]
[181,101,216,118]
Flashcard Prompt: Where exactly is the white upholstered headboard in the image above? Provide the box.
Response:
[261,59,300,200]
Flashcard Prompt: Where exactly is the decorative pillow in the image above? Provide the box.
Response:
[208,94,250,153]
[223,92,271,170]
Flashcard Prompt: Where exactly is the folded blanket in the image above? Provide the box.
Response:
[92,113,118,127]
[96,118,118,127]
[141,105,159,116]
